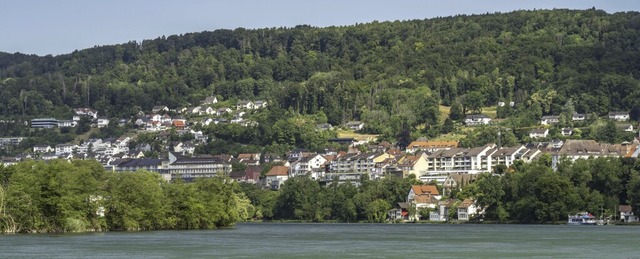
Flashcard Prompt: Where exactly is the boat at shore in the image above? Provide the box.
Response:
[568,212,603,225]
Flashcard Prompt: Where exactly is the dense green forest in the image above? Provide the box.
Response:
[1,9,640,143]
[0,160,250,233]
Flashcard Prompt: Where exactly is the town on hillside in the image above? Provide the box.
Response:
[1,95,640,222]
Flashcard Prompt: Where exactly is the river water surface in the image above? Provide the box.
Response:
[1,223,638,258]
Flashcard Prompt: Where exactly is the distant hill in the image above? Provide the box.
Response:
[0,8,639,127]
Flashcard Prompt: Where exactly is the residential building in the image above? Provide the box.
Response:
[55,144,75,155]
[561,128,573,136]
[73,108,98,119]
[254,100,268,109]
[201,96,218,105]
[551,140,636,170]
[151,106,169,113]
[618,123,634,132]
[316,123,333,131]
[57,120,77,128]
[396,155,429,178]
[236,100,255,110]
[265,166,289,190]
[115,158,164,173]
[441,173,479,197]
[457,199,480,221]
[540,115,560,125]
[619,205,639,223]
[423,144,496,175]
[572,113,586,121]
[609,111,630,121]
[464,114,491,126]
[405,140,458,153]
[165,152,232,181]
[407,185,440,220]
[345,121,364,131]
[33,145,53,153]
[97,118,110,128]
[529,128,549,139]
[289,153,328,179]
[31,118,58,128]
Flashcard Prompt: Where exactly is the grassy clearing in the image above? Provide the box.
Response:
[73,127,100,144]
[439,105,498,121]
[482,106,497,118]
[336,129,379,142]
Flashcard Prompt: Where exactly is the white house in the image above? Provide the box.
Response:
[265,166,289,190]
[151,105,169,113]
[289,153,327,179]
[464,114,491,126]
[540,115,560,125]
[97,118,110,128]
[561,128,573,136]
[529,128,549,139]
[201,96,218,105]
[618,124,634,132]
[55,144,75,155]
[345,121,365,131]
[216,108,232,116]
[57,120,77,128]
[572,113,586,121]
[609,111,630,121]
[73,108,98,119]
[619,205,639,223]
[457,199,480,221]
[236,100,255,110]
[33,145,53,153]
[254,100,268,109]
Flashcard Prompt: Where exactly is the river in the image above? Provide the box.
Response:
[1,223,638,258]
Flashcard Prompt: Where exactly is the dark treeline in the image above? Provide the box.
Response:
[241,175,420,223]
[1,9,640,140]
[0,160,250,233]
[242,156,640,223]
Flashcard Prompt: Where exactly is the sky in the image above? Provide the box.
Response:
[1,0,638,56]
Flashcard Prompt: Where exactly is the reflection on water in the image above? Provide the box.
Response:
[1,223,638,258]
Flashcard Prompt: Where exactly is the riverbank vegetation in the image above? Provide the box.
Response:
[0,160,250,233]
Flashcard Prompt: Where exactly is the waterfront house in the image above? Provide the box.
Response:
[619,205,639,223]
[457,199,480,221]
[265,166,289,190]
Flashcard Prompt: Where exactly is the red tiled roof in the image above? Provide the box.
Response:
[266,166,289,176]
[411,185,440,196]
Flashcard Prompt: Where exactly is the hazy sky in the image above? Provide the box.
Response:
[1,0,638,56]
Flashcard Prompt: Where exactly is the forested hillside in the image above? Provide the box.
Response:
[1,8,640,137]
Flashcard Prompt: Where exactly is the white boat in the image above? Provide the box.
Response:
[568,212,599,225]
